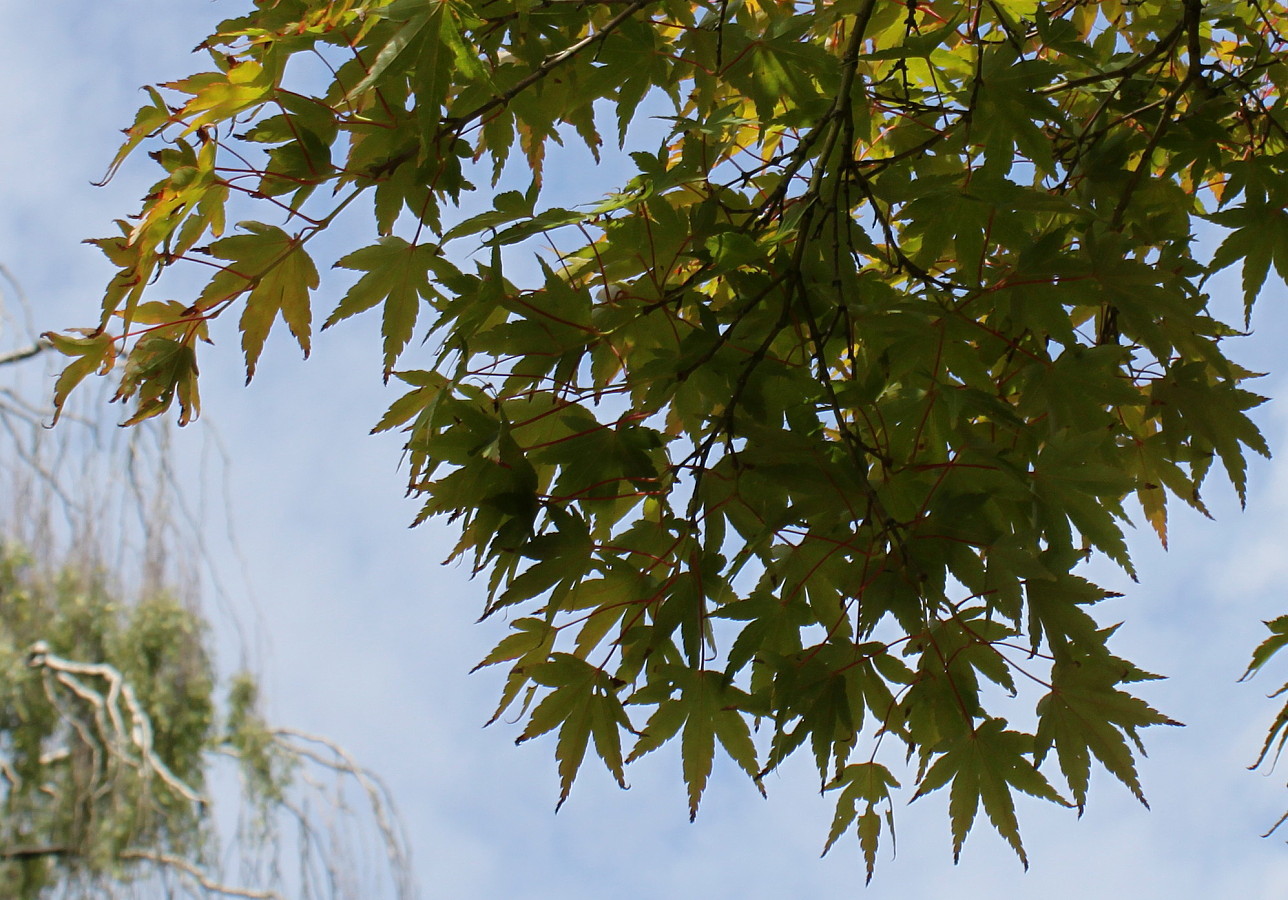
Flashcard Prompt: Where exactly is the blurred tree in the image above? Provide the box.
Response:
[0,270,413,899]
[48,0,1288,876]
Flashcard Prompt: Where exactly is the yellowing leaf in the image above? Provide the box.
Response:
[166,60,274,134]
[199,222,318,381]
[96,85,172,186]
[42,330,118,424]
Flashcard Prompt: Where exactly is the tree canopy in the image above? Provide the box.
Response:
[50,0,1288,876]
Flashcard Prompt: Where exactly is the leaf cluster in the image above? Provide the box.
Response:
[1244,615,1288,838]
[52,0,1288,874]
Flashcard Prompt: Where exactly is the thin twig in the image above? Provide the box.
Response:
[271,727,416,899]
[0,339,48,367]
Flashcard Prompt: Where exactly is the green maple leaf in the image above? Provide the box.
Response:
[114,335,202,426]
[517,653,630,810]
[912,718,1068,868]
[326,236,449,378]
[823,762,899,883]
[1035,656,1179,810]
[1242,616,1288,821]
[1151,363,1270,506]
[59,0,1288,875]
[628,668,760,821]
[1207,202,1288,325]
[199,221,318,382]
[1242,614,1288,684]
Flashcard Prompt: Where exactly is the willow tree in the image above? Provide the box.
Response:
[0,554,415,900]
[0,278,413,899]
[51,0,1288,875]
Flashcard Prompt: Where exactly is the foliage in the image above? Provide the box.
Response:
[0,545,222,896]
[53,0,1288,873]
[0,545,415,900]
[1244,615,1288,839]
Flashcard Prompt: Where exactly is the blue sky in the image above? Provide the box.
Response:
[4,2,1288,897]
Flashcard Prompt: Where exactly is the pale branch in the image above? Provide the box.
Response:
[271,727,414,897]
[37,662,105,798]
[119,849,285,900]
[27,642,206,807]
[0,340,47,367]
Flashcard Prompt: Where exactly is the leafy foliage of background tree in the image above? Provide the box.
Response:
[0,550,413,900]
[53,0,1288,874]
[0,548,222,896]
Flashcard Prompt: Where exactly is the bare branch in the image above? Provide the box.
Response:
[28,642,206,807]
[0,844,73,861]
[119,849,285,900]
[272,727,416,900]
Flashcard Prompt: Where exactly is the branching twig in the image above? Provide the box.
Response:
[271,727,415,899]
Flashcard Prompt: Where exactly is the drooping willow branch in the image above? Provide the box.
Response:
[26,640,206,807]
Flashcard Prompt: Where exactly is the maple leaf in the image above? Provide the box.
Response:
[41,330,118,425]
[912,718,1068,868]
[517,653,630,810]
[1207,202,1288,325]
[113,335,203,426]
[1035,655,1179,811]
[327,237,451,378]
[628,668,760,821]
[198,222,318,382]
[823,762,899,883]
[57,0,1288,876]
[165,60,273,135]
[1243,615,1288,838]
